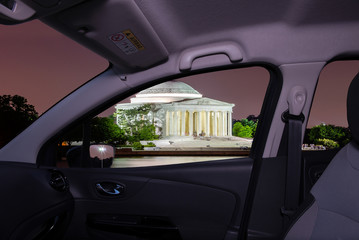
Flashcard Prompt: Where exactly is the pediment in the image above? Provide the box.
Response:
[172,97,234,106]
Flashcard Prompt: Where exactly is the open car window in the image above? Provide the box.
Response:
[304,60,359,151]
[55,66,269,168]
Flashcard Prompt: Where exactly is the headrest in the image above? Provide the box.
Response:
[347,72,359,144]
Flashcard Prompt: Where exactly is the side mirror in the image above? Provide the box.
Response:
[89,144,115,168]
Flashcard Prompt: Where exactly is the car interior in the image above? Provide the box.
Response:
[1,0,359,240]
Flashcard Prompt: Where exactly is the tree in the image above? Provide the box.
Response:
[0,95,38,147]
[252,122,258,137]
[240,118,258,137]
[90,117,127,144]
[115,104,159,143]
[240,118,255,128]
[61,117,127,145]
[233,121,253,138]
[314,138,340,149]
[306,123,351,148]
[247,114,259,122]
[232,118,258,138]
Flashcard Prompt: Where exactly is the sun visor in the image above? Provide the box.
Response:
[44,0,168,72]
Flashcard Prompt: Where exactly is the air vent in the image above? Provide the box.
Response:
[49,170,69,192]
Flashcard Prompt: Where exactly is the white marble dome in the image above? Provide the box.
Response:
[131,81,202,103]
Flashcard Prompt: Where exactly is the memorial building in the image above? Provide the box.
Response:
[115,81,234,138]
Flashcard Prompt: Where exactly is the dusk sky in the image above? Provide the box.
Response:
[0,20,108,113]
[1,20,358,128]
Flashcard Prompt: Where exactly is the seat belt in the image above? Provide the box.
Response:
[281,86,306,219]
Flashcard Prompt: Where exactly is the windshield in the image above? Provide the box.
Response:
[0,20,108,147]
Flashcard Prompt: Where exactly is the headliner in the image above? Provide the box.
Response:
[2,0,359,72]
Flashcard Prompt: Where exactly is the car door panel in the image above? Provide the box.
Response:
[0,162,73,240]
[61,157,253,240]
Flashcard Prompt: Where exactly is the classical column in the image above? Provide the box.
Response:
[189,111,193,136]
[228,111,232,136]
[174,111,178,136]
[206,111,210,136]
[169,111,173,135]
[197,110,202,135]
[217,112,221,136]
[222,111,226,136]
[218,111,222,136]
[217,112,220,136]
[165,111,169,136]
[181,110,186,136]
[210,111,214,136]
[213,111,217,137]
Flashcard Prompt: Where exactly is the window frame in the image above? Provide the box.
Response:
[37,63,282,167]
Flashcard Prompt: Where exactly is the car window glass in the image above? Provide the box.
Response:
[56,67,269,168]
[0,20,108,148]
[304,60,359,151]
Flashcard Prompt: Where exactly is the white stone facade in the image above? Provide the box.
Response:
[115,81,234,138]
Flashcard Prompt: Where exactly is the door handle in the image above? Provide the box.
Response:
[96,182,124,196]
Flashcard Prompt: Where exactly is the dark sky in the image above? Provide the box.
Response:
[1,20,358,128]
[0,20,108,114]
[310,61,359,127]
